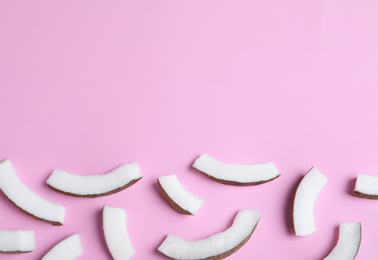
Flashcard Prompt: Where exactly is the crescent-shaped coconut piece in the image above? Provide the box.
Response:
[324,222,361,260]
[353,174,378,199]
[192,153,280,186]
[157,174,204,215]
[292,167,327,236]
[0,230,35,254]
[46,162,142,198]
[42,234,82,260]
[0,159,65,226]
[103,205,135,260]
[158,209,260,260]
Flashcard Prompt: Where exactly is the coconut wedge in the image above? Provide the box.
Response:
[0,159,65,226]
[158,174,204,215]
[42,234,82,260]
[293,167,327,236]
[158,209,260,260]
[192,154,280,186]
[103,205,135,260]
[324,222,361,260]
[47,162,142,198]
[353,174,378,199]
[0,230,35,254]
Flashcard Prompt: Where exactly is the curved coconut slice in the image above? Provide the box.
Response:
[324,222,361,260]
[192,153,280,186]
[0,230,35,254]
[0,159,65,226]
[42,234,82,260]
[158,209,260,260]
[157,174,204,215]
[103,205,135,260]
[47,162,142,198]
[293,167,327,236]
[353,174,378,199]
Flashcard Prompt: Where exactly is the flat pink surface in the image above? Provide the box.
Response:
[1,1,378,259]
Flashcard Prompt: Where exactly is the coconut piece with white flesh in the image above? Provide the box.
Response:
[42,233,82,260]
[0,230,35,254]
[47,162,142,198]
[0,159,65,226]
[103,205,135,260]
[192,153,280,186]
[353,174,378,199]
[158,209,260,260]
[324,222,361,260]
[292,167,327,236]
[157,174,204,215]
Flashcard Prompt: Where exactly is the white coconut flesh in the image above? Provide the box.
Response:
[354,174,378,197]
[293,167,327,236]
[158,209,260,260]
[192,153,280,184]
[324,222,361,260]
[158,174,204,215]
[0,159,65,225]
[47,162,142,197]
[0,230,35,253]
[103,205,135,260]
[42,234,82,260]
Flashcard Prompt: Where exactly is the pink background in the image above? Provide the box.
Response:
[1,1,378,259]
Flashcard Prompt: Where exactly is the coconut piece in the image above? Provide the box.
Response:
[353,174,378,199]
[158,209,260,260]
[103,205,135,260]
[47,162,142,198]
[0,230,35,254]
[42,233,82,260]
[192,153,280,186]
[157,174,204,215]
[324,222,361,260]
[0,159,65,226]
[292,167,327,236]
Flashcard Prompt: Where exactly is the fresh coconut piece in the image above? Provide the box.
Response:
[158,209,260,260]
[47,162,142,198]
[353,174,378,199]
[42,233,82,260]
[324,222,361,260]
[0,230,35,254]
[103,205,135,260]
[192,153,280,186]
[0,159,65,226]
[157,174,204,215]
[292,167,327,236]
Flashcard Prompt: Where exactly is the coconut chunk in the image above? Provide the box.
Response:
[0,159,65,226]
[158,209,260,260]
[293,167,327,236]
[103,205,135,260]
[158,174,204,215]
[0,230,35,254]
[42,234,82,260]
[192,154,280,185]
[47,162,142,198]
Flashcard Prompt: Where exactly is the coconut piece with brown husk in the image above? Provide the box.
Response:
[353,174,378,199]
[103,205,135,260]
[47,162,142,198]
[0,159,65,226]
[158,174,204,215]
[324,222,361,260]
[158,209,260,260]
[42,233,82,260]
[192,154,280,186]
[0,230,35,254]
[292,167,327,236]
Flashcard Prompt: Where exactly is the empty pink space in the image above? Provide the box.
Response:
[1,0,378,259]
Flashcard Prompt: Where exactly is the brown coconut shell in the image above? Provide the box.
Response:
[157,179,193,215]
